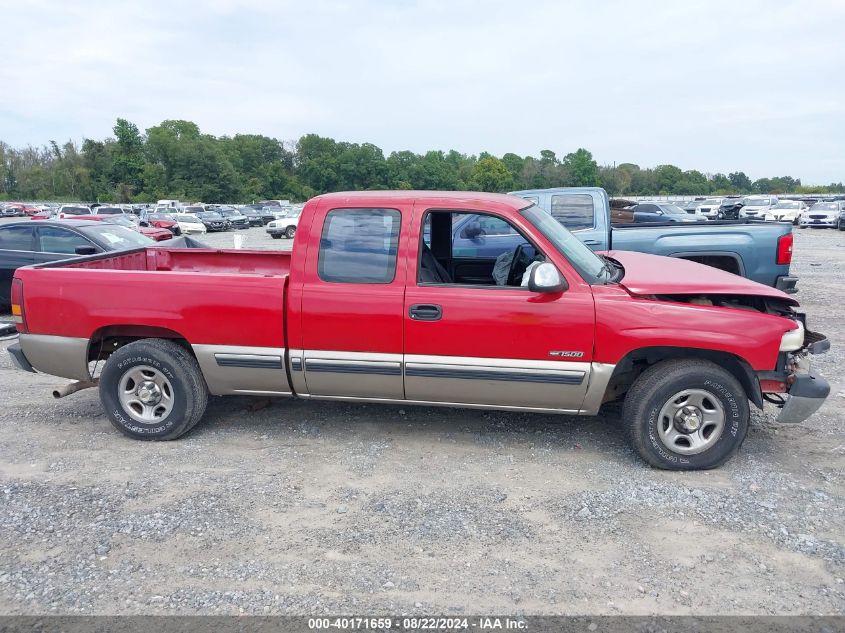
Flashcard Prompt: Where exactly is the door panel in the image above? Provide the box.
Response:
[300,205,407,399]
[405,203,596,411]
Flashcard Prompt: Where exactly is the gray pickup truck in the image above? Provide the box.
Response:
[509,187,797,292]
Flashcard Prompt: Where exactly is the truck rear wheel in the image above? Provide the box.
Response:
[99,339,208,440]
[622,359,749,470]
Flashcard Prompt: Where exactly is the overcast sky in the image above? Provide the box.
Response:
[1,0,843,183]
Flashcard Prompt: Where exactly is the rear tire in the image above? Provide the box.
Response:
[99,339,208,440]
[285,226,296,239]
[622,359,749,470]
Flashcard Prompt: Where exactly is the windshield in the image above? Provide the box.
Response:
[175,215,199,222]
[742,198,772,206]
[520,204,609,283]
[79,224,154,249]
[148,214,172,220]
[773,202,800,209]
[184,206,204,213]
[96,207,122,214]
[199,212,223,219]
[62,206,90,215]
[658,204,688,215]
[700,199,722,206]
[811,202,838,210]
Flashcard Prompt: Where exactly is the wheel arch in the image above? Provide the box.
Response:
[604,346,763,410]
[88,325,194,363]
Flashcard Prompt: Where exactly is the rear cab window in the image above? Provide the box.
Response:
[550,194,595,231]
[318,208,401,284]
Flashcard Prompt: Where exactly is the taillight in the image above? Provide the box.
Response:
[777,233,793,266]
[10,278,26,333]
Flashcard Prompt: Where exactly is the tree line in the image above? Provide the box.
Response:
[0,118,841,203]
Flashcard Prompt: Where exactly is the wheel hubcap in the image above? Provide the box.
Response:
[118,365,174,424]
[657,389,725,455]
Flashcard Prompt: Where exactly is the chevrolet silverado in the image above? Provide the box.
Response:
[7,191,830,470]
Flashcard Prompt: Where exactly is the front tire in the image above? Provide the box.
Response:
[622,359,749,470]
[839,220,845,231]
[285,226,296,239]
[99,339,208,440]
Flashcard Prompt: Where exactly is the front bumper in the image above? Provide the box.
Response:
[777,370,830,424]
[801,218,836,227]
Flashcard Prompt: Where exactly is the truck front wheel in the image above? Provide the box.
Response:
[99,339,208,440]
[622,359,749,470]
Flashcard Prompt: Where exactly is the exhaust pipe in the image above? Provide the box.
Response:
[53,380,98,399]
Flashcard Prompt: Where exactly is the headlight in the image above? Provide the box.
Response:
[780,320,805,352]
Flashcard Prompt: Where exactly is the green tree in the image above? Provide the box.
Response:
[563,148,600,187]
[469,156,513,192]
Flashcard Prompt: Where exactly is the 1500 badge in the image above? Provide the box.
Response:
[549,351,585,358]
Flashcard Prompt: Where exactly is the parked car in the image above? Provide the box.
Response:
[839,208,845,231]
[7,191,829,471]
[0,204,26,217]
[172,214,208,235]
[195,211,230,232]
[266,211,301,239]
[142,213,182,235]
[0,220,156,307]
[740,196,779,219]
[510,187,798,292]
[717,199,745,220]
[621,202,705,223]
[57,205,93,219]
[241,208,271,226]
[764,201,806,224]
[678,200,703,215]
[694,198,725,220]
[799,201,844,228]
[94,206,129,216]
[218,207,249,229]
[67,214,174,241]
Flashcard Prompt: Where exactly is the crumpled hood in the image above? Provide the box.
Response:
[605,250,799,305]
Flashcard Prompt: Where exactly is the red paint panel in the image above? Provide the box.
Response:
[17,267,287,348]
[591,285,793,371]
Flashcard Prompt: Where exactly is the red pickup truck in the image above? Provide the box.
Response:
[7,191,830,470]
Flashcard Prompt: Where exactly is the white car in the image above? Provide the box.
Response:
[57,204,93,219]
[266,213,300,239]
[764,201,806,224]
[739,196,778,219]
[799,201,843,228]
[694,198,724,220]
[173,214,208,235]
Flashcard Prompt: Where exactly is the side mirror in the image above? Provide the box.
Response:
[139,221,149,227]
[74,245,97,256]
[460,221,484,239]
[528,262,567,293]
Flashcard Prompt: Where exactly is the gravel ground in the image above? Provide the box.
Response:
[0,225,842,615]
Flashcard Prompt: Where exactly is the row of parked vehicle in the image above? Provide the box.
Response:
[612,195,845,228]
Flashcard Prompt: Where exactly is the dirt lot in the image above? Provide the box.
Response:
[0,226,842,615]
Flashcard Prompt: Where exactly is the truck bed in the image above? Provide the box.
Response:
[16,247,291,349]
[44,247,292,277]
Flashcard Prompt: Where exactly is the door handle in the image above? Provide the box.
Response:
[582,239,601,246]
[409,304,442,321]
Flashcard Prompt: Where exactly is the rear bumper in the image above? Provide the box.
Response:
[775,275,799,294]
[777,371,830,424]
[8,342,35,373]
